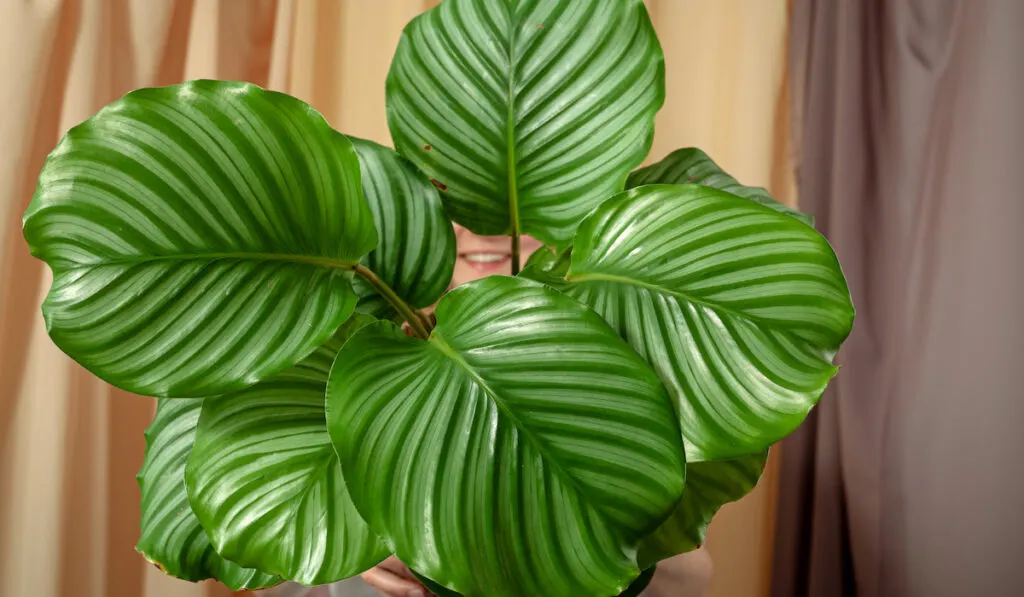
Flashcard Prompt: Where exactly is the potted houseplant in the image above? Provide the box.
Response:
[22,0,853,595]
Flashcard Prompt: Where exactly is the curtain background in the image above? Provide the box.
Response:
[0,2,793,596]
[773,1,1024,596]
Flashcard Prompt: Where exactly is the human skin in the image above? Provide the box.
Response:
[362,226,714,597]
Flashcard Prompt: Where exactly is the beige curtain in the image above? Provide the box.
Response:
[0,2,792,597]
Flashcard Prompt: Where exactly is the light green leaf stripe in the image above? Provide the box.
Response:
[386,0,664,247]
[186,315,387,585]
[23,80,377,397]
[350,137,456,310]
[327,277,685,597]
[627,148,813,226]
[527,185,854,461]
[137,399,281,590]
[637,452,767,568]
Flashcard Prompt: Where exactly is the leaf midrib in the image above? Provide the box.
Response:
[427,332,617,523]
[504,4,520,238]
[57,252,359,271]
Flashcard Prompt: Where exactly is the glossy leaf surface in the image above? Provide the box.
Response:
[23,80,376,397]
[637,453,767,568]
[137,399,280,590]
[186,315,387,585]
[525,185,854,461]
[327,277,685,597]
[386,0,664,247]
[350,137,456,311]
[628,148,812,226]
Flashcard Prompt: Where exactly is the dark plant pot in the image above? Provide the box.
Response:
[411,566,656,597]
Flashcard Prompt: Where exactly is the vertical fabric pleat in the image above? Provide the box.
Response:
[777,1,1024,596]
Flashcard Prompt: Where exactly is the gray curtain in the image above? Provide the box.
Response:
[773,1,1024,596]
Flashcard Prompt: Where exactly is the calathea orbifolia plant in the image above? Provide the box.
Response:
[22,0,853,596]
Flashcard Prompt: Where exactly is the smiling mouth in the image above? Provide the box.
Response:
[460,252,511,272]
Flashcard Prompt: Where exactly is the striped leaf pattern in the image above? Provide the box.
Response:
[386,0,664,247]
[137,399,280,590]
[628,148,813,226]
[326,277,685,597]
[350,137,456,311]
[23,80,377,397]
[185,315,387,585]
[530,185,854,461]
[637,452,767,569]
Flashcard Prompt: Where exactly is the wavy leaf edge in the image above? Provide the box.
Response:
[327,275,686,597]
[523,183,853,461]
[386,0,665,248]
[185,314,388,585]
[136,398,282,590]
[23,79,378,398]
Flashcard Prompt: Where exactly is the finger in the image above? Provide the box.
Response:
[361,567,426,597]
[377,556,414,579]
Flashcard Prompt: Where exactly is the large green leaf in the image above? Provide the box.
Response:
[185,315,388,585]
[637,453,767,569]
[350,137,456,312]
[628,148,812,226]
[23,80,377,397]
[137,399,281,590]
[523,185,854,461]
[326,276,685,597]
[386,0,664,247]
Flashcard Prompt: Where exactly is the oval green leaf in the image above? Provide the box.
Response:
[637,453,767,569]
[23,80,377,397]
[327,276,685,597]
[350,137,456,312]
[186,315,388,585]
[628,148,813,226]
[527,185,854,461]
[137,399,281,590]
[386,0,664,247]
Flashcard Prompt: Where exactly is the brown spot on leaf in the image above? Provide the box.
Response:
[536,24,545,29]
[687,176,698,182]
[424,144,432,151]
[429,179,448,192]
[140,551,171,574]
